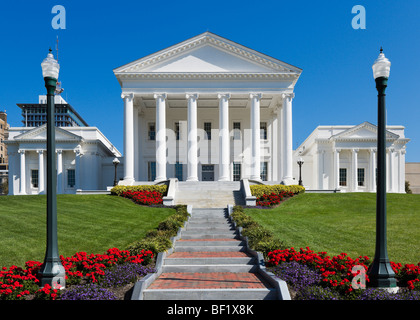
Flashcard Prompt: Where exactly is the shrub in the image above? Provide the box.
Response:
[110,185,167,197]
[127,237,173,257]
[250,184,305,199]
[230,206,285,258]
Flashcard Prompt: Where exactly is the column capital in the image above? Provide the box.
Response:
[335,148,341,153]
[56,149,63,154]
[249,93,262,100]
[281,92,295,100]
[186,93,199,100]
[352,148,359,153]
[121,92,134,100]
[370,148,377,153]
[153,93,167,100]
[18,149,26,154]
[217,93,231,100]
[37,149,44,154]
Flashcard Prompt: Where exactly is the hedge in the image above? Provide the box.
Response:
[250,184,305,199]
[110,185,168,197]
[126,205,189,256]
[230,205,286,257]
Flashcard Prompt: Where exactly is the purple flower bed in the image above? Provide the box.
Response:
[271,261,322,291]
[100,263,155,288]
[60,284,118,300]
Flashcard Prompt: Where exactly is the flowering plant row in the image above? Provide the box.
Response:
[256,191,294,207]
[267,247,420,297]
[121,190,164,206]
[0,248,153,300]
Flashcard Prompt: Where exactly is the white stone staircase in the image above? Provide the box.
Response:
[174,181,244,208]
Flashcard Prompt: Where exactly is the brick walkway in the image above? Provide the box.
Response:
[148,272,270,289]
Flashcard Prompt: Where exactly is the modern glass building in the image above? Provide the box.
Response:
[17,95,88,128]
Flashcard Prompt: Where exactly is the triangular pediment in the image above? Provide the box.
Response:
[15,124,83,142]
[331,122,399,141]
[114,32,302,75]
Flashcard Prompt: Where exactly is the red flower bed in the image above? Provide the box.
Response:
[0,248,153,300]
[121,190,163,206]
[267,247,420,295]
[256,191,294,207]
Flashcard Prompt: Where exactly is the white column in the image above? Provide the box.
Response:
[250,93,262,181]
[352,148,359,192]
[399,150,406,193]
[154,93,167,182]
[369,148,376,192]
[57,150,63,194]
[19,150,26,195]
[122,93,135,184]
[334,148,341,190]
[282,93,294,182]
[218,93,231,181]
[37,150,45,194]
[318,150,325,189]
[75,148,81,190]
[186,93,199,181]
[389,148,395,192]
[276,106,283,181]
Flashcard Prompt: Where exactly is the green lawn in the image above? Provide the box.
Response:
[245,193,420,265]
[0,194,175,267]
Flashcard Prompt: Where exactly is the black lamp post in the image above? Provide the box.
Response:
[367,48,397,289]
[38,49,65,289]
[113,157,120,186]
[297,157,304,186]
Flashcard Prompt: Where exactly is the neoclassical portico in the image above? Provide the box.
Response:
[114,32,302,184]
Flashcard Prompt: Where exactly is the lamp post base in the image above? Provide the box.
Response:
[38,259,66,289]
[368,259,397,288]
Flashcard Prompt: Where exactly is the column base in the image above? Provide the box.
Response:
[218,177,230,182]
[154,177,167,183]
[120,178,135,186]
[186,177,199,182]
[250,176,262,182]
[281,177,296,186]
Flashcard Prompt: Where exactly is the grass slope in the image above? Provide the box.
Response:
[245,193,420,264]
[0,194,175,267]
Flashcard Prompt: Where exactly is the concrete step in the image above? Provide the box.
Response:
[181,232,238,240]
[143,288,277,300]
[175,239,245,247]
[174,245,245,252]
[165,252,256,266]
[162,264,258,273]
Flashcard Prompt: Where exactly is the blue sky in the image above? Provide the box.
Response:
[1,0,419,162]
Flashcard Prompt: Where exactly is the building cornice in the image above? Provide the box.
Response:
[117,72,299,81]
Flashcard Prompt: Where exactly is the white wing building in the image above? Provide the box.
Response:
[294,122,409,193]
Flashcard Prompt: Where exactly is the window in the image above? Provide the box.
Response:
[175,162,183,181]
[233,163,241,181]
[31,170,39,188]
[67,169,76,188]
[339,168,347,186]
[358,168,365,186]
[175,122,180,140]
[148,162,156,181]
[148,123,156,141]
[204,122,212,140]
[260,162,268,181]
[233,122,241,140]
[260,122,267,140]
